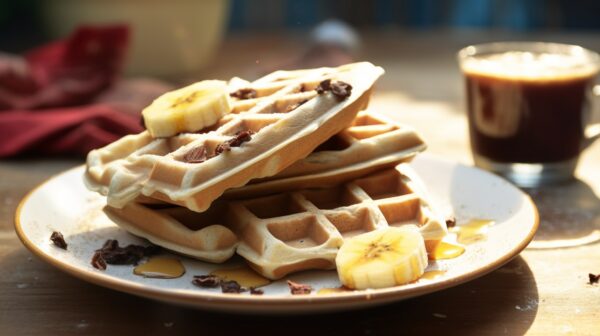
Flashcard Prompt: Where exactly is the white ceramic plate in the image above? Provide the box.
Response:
[15,154,538,314]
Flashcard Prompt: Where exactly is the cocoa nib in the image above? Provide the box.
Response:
[50,231,67,250]
[215,130,254,155]
[220,280,244,293]
[192,275,221,288]
[91,239,160,270]
[183,145,208,164]
[316,79,352,101]
[91,251,107,270]
[445,217,457,228]
[230,88,257,100]
[287,280,312,295]
[589,273,600,284]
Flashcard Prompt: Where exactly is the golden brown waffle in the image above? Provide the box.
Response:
[88,108,426,206]
[104,163,447,278]
[224,109,427,199]
[86,62,384,212]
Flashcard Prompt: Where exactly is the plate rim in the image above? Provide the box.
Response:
[14,155,539,309]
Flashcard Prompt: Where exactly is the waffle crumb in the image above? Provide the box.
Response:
[287,280,312,295]
[50,231,67,250]
[589,273,600,284]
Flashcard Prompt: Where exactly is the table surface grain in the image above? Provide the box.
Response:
[1,30,600,335]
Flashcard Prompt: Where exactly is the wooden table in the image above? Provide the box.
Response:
[2,30,599,335]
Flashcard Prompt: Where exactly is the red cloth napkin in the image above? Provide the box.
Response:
[0,25,171,157]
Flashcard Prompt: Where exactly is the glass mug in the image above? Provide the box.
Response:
[458,42,600,187]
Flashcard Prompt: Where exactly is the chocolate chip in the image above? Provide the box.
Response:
[287,280,312,295]
[91,251,107,270]
[192,275,221,288]
[92,239,158,269]
[316,79,352,101]
[589,273,600,284]
[330,81,352,101]
[144,244,162,256]
[183,146,208,164]
[220,280,244,293]
[446,217,456,228]
[316,79,331,94]
[215,130,254,155]
[230,88,257,100]
[50,231,67,250]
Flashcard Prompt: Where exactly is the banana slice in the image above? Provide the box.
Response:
[142,80,232,138]
[335,225,428,289]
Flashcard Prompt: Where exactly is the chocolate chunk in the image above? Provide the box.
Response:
[215,130,254,155]
[330,81,352,101]
[91,251,107,270]
[287,280,312,295]
[250,287,264,295]
[316,79,331,94]
[220,280,244,293]
[50,231,67,250]
[315,79,352,101]
[589,273,600,284]
[183,146,208,164]
[230,88,257,100]
[192,275,221,288]
[92,240,157,269]
[445,217,457,228]
[144,244,162,256]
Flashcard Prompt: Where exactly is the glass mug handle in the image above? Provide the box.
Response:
[585,85,600,148]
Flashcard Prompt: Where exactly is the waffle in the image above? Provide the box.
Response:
[104,163,448,278]
[86,62,384,212]
[88,108,427,205]
[224,109,426,199]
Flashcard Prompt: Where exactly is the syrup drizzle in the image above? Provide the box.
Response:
[317,287,353,295]
[428,241,465,260]
[454,219,494,244]
[210,266,271,288]
[133,257,185,279]
[420,270,447,280]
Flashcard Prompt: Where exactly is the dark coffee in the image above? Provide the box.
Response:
[465,62,597,163]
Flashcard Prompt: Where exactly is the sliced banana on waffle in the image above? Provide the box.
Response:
[335,225,428,289]
[142,80,232,138]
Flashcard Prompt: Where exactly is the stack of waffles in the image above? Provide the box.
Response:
[85,62,448,279]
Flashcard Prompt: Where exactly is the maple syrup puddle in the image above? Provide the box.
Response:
[210,266,271,288]
[420,270,446,281]
[454,219,494,244]
[133,257,185,279]
[317,287,353,295]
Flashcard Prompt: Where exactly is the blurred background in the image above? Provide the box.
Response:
[3,0,600,70]
[2,0,600,157]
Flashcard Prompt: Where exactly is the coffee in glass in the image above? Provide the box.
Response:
[458,42,600,187]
